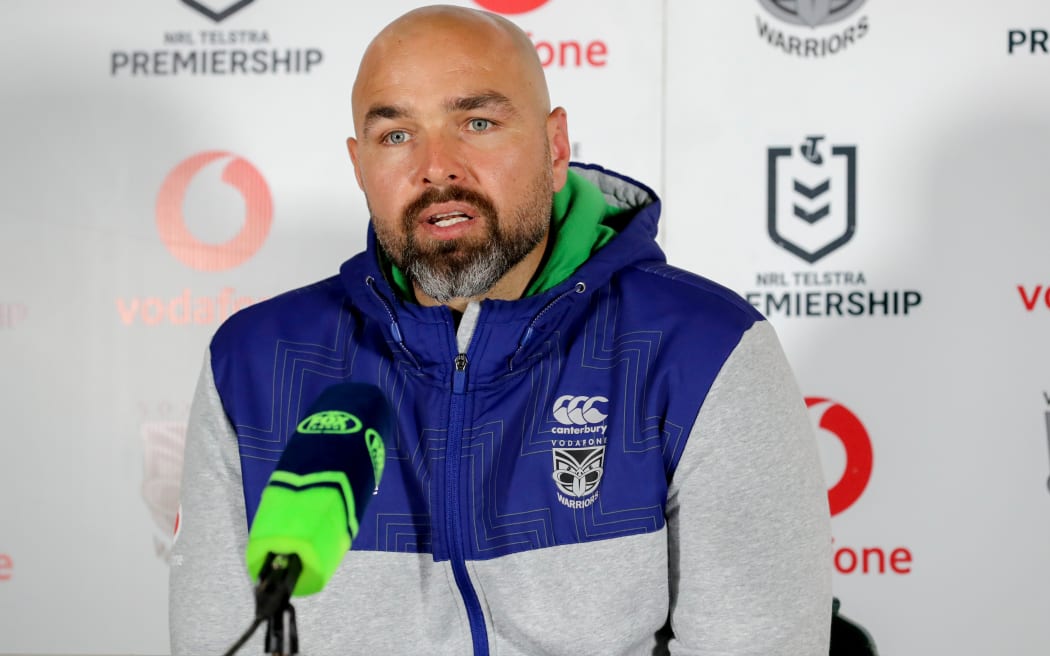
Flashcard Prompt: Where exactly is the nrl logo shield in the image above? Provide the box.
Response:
[758,0,867,28]
[181,0,257,22]
[552,446,605,499]
[767,135,856,263]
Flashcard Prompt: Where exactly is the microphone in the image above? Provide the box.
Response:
[245,382,393,604]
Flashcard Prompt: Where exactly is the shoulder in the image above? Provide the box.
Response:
[211,275,346,357]
[619,261,764,333]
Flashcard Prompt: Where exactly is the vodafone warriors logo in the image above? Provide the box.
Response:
[156,151,272,271]
[551,394,608,509]
[756,0,869,58]
[806,397,872,516]
[474,0,550,14]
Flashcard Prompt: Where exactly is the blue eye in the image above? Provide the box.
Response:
[468,118,492,132]
[384,130,409,145]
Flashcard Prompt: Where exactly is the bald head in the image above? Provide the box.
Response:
[351,5,551,136]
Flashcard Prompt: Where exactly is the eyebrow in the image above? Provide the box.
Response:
[444,92,516,114]
[362,103,411,136]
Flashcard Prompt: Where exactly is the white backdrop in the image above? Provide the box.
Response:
[1,1,1048,654]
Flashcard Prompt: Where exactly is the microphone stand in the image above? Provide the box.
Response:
[224,553,302,656]
[264,599,298,656]
[256,553,301,656]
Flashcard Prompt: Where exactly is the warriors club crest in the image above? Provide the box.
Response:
[552,445,606,509]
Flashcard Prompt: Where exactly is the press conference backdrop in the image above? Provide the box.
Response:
[0,0,1047,654]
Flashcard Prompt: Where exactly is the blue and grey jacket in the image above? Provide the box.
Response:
[170,164,831,655]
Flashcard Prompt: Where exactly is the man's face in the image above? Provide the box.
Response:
[347,16,567,303]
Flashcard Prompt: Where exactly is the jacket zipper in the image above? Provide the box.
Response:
[446,352,489,655]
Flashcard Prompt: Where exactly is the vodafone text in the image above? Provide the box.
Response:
[1018,285,1050,310]
[116,288,264,326]
[527,33,607,68]
[832,539,912,576]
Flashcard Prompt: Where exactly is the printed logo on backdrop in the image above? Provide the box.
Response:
[756,0,869,58]
[181,0,256,22]
[551,394,609,509]
[0,303,28,330]
[474,0,550,14]
[1018,284,1050,311]
[157,151,272,271]
[807,397,871,516]
[1043,391,1050,494]
[110,1,323,76]
[140,416,187,562]
[115,151,269,327]
[0,553,12,581]
[745,135,923,319]
[1008,29,1050,55]
[808,397,912,576]
[768,134,855,264]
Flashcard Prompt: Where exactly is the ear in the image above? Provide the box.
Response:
[546,107,571,193]
[346,136,365,191]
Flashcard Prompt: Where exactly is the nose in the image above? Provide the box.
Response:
[419,132,464,185]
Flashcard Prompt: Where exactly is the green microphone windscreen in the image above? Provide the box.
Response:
[245,382,392,596]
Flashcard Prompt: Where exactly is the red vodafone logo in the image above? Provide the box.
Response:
[806,397,873,516]
[474,0,550,15]
[156,151,273,271]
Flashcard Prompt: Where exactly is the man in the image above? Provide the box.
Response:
[170,5,831,655]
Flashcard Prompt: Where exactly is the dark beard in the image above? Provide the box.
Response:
[373,170,552,303]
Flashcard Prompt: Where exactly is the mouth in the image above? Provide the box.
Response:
[417,201,479,231]
[427,211,474,228]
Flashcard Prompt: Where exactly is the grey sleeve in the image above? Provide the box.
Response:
[666,320,832,655]
[169,350,262,655]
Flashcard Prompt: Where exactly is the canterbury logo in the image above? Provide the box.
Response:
[552,395,608,426]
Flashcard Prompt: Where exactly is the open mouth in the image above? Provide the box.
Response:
[427,211,474,228]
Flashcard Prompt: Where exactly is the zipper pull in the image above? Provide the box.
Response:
[453,353,468,394]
